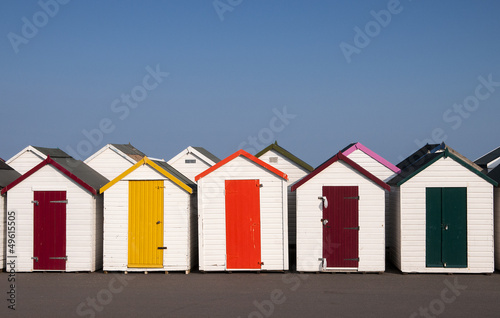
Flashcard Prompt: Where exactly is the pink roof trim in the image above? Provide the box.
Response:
[342,142,401,174]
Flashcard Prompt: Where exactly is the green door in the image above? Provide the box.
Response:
[426,188,467,268]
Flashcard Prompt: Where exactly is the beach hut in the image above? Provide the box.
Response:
[84,143,147,180]
[1,156,108,272]
[291,152,390,272]
[167,146,220,183]
[6,145,71,174]
[195,149,289,271]
[475,146,500,173]
[255,141,313,267]
[0,161,21,270]
[100,157,196,273]
[387,143,497,273]
[487,165,500,270]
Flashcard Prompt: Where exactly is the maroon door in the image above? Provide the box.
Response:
[322,186,359,268]
[33,191,67,270]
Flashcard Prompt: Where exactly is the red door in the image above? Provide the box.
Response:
[322,186,359,268]
[33,191,67,270]
[225,180,261,270]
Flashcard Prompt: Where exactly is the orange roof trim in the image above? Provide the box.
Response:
[195,149,288,181]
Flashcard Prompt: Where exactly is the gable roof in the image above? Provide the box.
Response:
[388,145,498,187]
[0,161,21,189]
[487,164,500,184]
[6,145,70,165]
[475,146,500,169]
[195,149,288,182]
[255,141,314,172]
[341,142,401,174]
[1,156,109,195]
[167,146,220,166]
[291,151,390,192]
[84,143,146,165]
[100,157,194,194]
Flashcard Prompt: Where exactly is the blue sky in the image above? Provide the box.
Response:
[1,0,500,167]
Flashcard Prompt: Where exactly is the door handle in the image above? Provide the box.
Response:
[321,219,329,226]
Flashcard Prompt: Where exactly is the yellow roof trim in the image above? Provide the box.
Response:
[100,157,193,194]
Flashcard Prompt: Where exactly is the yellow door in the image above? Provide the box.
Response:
[128,180,164,268]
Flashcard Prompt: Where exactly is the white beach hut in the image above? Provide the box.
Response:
[167,146,220,183]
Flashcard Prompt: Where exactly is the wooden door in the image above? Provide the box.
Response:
[225,180,261,270]
[322,186,359,268]
[128,180,164,268]
[33,191,67,270]
[426,187,467,268]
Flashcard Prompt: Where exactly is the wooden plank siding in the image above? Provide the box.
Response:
[295,161,386,272]
[344,149,398,182]
[6,164,102,272]
[392,157,494,273]
[197,155,288,271]
[495,187,500,270]
[169,152,213,183]
[85,147,137,181]
[102,164,195,272]
[7,150,45,175]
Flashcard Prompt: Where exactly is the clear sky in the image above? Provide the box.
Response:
[1,0,500,168]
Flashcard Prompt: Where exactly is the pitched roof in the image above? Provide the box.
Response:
[111,143,147,162]
[167,146,220,166]
[32,146,71,158]
[100,157,194,194]
[487,164,500,184]
[195,149,288,181]
[341,142,400,173]
[192,147,221,164]
[0,161,21,189]
[388,146,498,187]
[475,146,500,169]
[255,141,314,172]
[1,156,109,195]
[291,152,390,192]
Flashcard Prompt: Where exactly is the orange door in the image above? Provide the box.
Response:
[225,180,261,270]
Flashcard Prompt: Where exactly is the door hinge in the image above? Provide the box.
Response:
[344,258,359,261]
[344,196,360,200]
[32,200,39,206]
[259,184,263,188]
[344,226,360,230]
[32,257,39,262]
[157,186,166,189]
[49,256,68,260]
[50,200,68,204]
[157,247,167,250]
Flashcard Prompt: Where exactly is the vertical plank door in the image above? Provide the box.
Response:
[323,186,359,268]
[128,180,164,268]
[225,180,261,270]
[33,191,67,270]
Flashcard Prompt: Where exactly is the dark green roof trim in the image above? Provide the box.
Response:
[394,149,498,187]
[255,142,314,172]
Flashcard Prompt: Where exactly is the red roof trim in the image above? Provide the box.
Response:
[1,156,97,195]
[195,149,288,181]
[291,152,390,192]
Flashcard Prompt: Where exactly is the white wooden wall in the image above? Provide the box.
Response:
[494,187,500,270]
[257,149,310,249]
[103,164,194,272]
[345,149,397,182]
[169,152,212,183]
[395,157,494,273]
[7,151,44,175]
[197,156,288,271]
[85,147,136,181]
[6,164,102,272]
[295,160,386,272]
[0,194,5,269]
